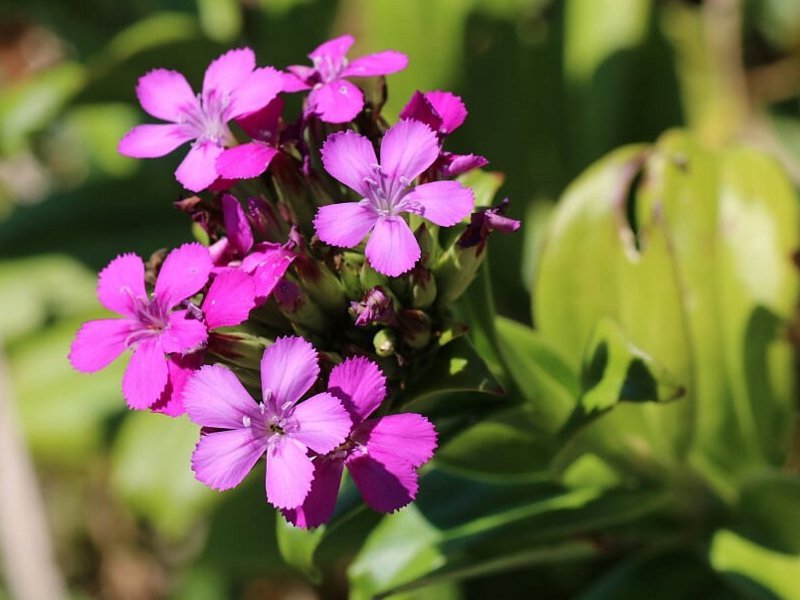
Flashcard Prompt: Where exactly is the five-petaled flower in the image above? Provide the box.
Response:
[183,337,352,509]
[283,34,407,123]
[118,47,283,192]
[284,356,437,528]
[69,243,213,412]
[313,119,475,276]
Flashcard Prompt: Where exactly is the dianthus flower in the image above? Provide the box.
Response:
[313,119,474,276]
[183,337,351,509]
[118,48,283,192]
[284,357,437,528]
[69,243,212,411]
[283,34,407,123]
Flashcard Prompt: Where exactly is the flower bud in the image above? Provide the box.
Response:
[338,251,365,299]
[410,266,437,309]
[398,309,432,349]
[373,328,397,357]
[293,253,347,313]
[350,286,398,327]
[273,278,327,334]
[207,331,269,371]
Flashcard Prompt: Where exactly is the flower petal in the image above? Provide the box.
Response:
[379,119,439,181]
[404,180,474,227]
[424,91,467,134]
[442,153,489,177]
[221,194,253,256]
[202,47,256,100]
[192,428,267,491]
[320,130,377,197]
[216,142,277,180]
[282,457,344,529]
[235,97,284,139]
[260,336,319,410]
[307,80,364,124]
[160,310,208,354]
[309,34,354,61]
[357,414,437,468]
[313,200,377,248]
[136,69,197,122]
[96,253,146,317]
[365,216,420,277]
[69,319,133,373]
[201,269,255,329]
[154,243,213,309]
[228,66,284,119]
[282,69,313,91]
[266,436,315,509]
[151,352,203,417]
[290,392,351,454]
[122,337,168,410]
[346,451,418,513]
[175,140,224,192]
[328,356,386,424]
[398,91,442,133]
[117,124,193,158]
[342,50,408,78]
[183,363,261,429]
[240,244,295,303]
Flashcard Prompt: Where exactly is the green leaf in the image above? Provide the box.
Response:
[709,529,800,600]
[111,413,216,540]
[738,472,800,554]
[457,169,505,209]
[275,514,325,583]
[559,317,684,440]
[197,0,242,43]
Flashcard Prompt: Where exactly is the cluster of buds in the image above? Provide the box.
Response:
[69,36,519,527]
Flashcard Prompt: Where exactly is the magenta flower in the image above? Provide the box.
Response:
[183,337,351,509]
[400,90,488,178]
[313,119,475,276]
[69,243,213,411]
[283,34,408,123]
[118,48,283,192]
[210,194,295,304]
[283,357,437,528]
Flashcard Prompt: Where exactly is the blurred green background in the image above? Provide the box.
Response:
[1,0,800,598]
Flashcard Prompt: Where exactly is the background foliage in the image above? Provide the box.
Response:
[1,0,799,598]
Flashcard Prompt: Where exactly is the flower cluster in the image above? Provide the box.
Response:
[70,35,519,527]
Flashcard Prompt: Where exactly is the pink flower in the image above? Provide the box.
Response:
[69,243,213,411]
[283,357,437,528]
[118,48,283,192]
[283,34,408,123]
[313,119,475,276]
[210,194,295,305]
[400,90,488,178]
[183,337,352,509]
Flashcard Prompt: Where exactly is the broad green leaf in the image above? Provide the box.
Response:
[348,467,668,598]
[103,13,201,64]
[275,514,325,584]
[558,317,684,441]
[111,413,216,540]
[533,143,692,472]
[709,529,800,600]
[738,472,800,554]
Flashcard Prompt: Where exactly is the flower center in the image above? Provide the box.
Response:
[363,164,412,216]
[180,90,235,146]
[313,54,348,84]
[125,295,169,347]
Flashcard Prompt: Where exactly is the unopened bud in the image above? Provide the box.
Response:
[410,266,437,308]
[208,331,269,371]
[399,309,431,349]
[373,328,397,357]
[350,286,398,327]
[273,279,327,333]
[293,253,347,313]
[338,251,365,299]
